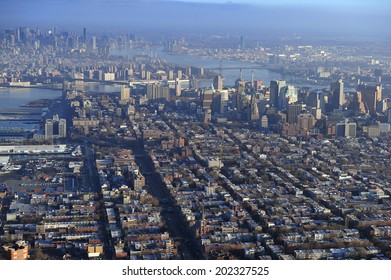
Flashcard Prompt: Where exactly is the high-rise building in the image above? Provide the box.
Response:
[287,104,304,124]
[219,90,228,114]
[91,36,97,52]
[249,94,260,121]
[270,80,286,109]
[45,115,66,140]
[45,119,53,140]
[146,83,170,101]
[235,69,246,94]
[83,27,87,42]
[176,70,182,80]
[168,70,174,80]
[202,88,214,110]
[280,85,297,110]
[120,86,130,101]
[213,75,223,91]
[298,113,315,132]
[357,83,382,116]
[240,35,245,50]
[367,125,381,137]
[58,119,66,138]
[330,79,345,110]
[345,122,357,137]
[175,78,181,96]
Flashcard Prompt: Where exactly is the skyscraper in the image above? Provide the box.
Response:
[202,88,214,110]
[175,78,181,96]
[287,104,304,124]
[236,69,246,95]
[45,119,53,140]
[330,79,345,110]
[45,115,66,140]
[356,83,382,116]
[270,80,286,109]
[120,86,130,101]
[280,85,297,110]
[249,94,259,121]
[91,36,97,52]
[240,35,245,50]
[58,119,67,138]
[83,27,87,42]
[298,113,315,132]
[213,75,223,91]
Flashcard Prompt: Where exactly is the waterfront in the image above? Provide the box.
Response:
[0,87,61,130]
[112,47,286,86]
[112,47,329,90]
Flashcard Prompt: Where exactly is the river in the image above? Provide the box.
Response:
[0,87,61,130]
[0,85,119,131]
[111,47,329,90]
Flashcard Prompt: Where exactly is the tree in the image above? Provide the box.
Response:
[30,246,53,260]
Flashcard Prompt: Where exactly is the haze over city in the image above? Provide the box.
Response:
[1,0,390,39]
[2,0,391,269]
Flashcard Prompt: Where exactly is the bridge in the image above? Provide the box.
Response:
[203,59,269,72]
[204,66,266,71]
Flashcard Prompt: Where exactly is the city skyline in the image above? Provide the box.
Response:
[2,0,391,268]
[1,0,390,40]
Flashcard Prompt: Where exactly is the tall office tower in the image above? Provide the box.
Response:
[202,88,214,110]
[235,69,246,94]
[213,75,223,91]
[240,35,245,50]
[16,28,21,42]
[120,86,131,101]
[330,79,345,110]
[287,104,304,124]
[92,36,97,52]
[83,27,87,42]
[270,80,286,109]
[356,83,382,115]
[251,71,254,91]
[211,91,221,115]
[349,91,366,114]
[280,85,297,110]
[219,90,228,114]
[175,78,181,96]
[249,94,260,121]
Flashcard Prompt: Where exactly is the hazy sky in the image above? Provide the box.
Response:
[1,0,390,39]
